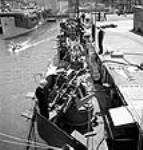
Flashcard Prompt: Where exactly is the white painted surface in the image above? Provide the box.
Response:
[109,106,135,126]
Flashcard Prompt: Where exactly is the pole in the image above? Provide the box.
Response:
[1,0,5,11]
[26,102,37,150]
[59,0,61,14]
[1,0,5,7]
[76,0,79,18]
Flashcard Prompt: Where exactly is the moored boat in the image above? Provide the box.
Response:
[0,0,57,40]
[25,16,103,150]
[25,3,143,150]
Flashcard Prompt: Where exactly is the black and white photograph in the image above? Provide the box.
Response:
[0,0,143,150]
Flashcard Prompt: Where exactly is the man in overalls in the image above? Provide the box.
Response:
[98,28,104,55]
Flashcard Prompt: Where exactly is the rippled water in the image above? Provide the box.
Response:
[0,22,59,150]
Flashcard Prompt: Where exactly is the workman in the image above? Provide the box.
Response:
[92,24,95,42]
[80,13,85,23]
[35,79,49,119]
[98,12,101,21]
[98,28,104,55]
[103,12,107,21]
[83,16,92,43]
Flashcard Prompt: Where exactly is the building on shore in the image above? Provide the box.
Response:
[67,0,143,14]
[0,0,59,11]
[134,5,143,33]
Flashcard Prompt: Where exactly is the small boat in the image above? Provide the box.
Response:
[9,40,30,53]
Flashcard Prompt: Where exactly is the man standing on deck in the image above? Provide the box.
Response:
[92,24,95,42]
[80,13,85,23]
[98,28,104,55]
[35,79,49,119]
[103,12,107,21]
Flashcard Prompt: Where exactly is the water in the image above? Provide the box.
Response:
[0,22,59,150]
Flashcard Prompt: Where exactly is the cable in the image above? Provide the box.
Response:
[102,59,143,70]
[0,131,62,150]
[0,139,61,150]
[124,52,143,56]
[103,51,143,70]
[0,131,47,148]
[0,139,48,149]
[96,137,105,150]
